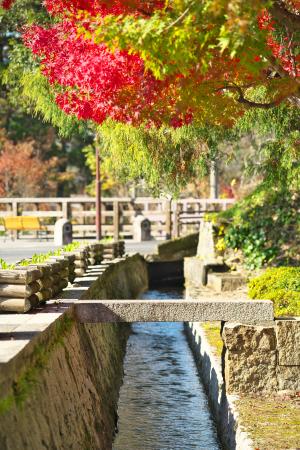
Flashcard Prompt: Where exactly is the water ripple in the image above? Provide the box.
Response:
[113,289,221,450]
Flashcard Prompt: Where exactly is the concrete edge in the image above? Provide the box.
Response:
[185,322,255,450]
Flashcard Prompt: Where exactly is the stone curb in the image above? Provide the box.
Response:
[185,322,255,450]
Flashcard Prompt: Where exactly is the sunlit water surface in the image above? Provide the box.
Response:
[113,288,221,450]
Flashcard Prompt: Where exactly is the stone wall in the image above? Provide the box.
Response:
[0,317,129,450]
[83,254,148,300]
[185,322,254,450]
[155,232,199,261]
[223,318,300,393]
[0,255,148,450]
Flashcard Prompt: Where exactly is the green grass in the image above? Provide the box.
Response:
[0,258,15,269]
[237,394,300,450]
[99,236,114,243]
[201,322,223,357]
[0,241,83,269]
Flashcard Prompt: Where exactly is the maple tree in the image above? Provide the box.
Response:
[0,0,299,198]
[0,130,61,196]
[1,0,299,128]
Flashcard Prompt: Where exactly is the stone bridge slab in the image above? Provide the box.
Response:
[74,299,274,324]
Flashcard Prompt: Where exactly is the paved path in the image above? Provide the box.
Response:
[0,239,158,264]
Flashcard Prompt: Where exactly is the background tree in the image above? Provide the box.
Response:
[0,1,95,195]
[0,130,61,196]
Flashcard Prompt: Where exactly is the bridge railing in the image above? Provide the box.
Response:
[0,197,235,239]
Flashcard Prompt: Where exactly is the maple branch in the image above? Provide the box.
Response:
[216,84,280,109]
[266,50,300,84]
[270,0,300,33]
[136,8,152,17]
[164,1,195,32]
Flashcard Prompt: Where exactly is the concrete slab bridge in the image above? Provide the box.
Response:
[72,298,274,324]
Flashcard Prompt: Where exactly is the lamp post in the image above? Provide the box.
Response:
[95,145,102,241]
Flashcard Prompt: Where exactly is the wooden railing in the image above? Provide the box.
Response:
[0,197,235,240]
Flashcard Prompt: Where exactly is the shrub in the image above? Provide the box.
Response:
[248,267,300,316]
[219,185,300,269]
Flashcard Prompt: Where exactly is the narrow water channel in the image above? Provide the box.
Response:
[113,288,221,450]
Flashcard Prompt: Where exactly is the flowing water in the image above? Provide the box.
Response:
[113,288,222,450]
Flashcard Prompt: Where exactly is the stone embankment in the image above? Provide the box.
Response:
[184,253,300,394]
[184,248,300,449]
[185,322,254,450]
[223,318,300,393]
[0,254,148,450]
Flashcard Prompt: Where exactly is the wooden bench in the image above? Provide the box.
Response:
[3,216,47,239]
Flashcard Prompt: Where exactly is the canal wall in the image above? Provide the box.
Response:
[146,232,199,287]
[82,254,148,300]
[0,255,148,450]
[185,322,254,450]
[186,319,300,450]
[184,255,300,394]
[156,232,199,261]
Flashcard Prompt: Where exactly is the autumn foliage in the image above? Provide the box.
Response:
[0,132,60,196]
[2,0,300,127]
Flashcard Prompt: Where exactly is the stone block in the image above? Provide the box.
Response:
[277,366,300,391]
[207,273,246,292]
[276,318,300,366]
[54,218,73,246]
[184,256,204,287]
[223,323,278,393]
[133,215,151,241]
[197,221,215,259]
[223,323,277,352]
[225,350,278,393]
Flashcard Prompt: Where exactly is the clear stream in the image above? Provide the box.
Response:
[113,288,222,450]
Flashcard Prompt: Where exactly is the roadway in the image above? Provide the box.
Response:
[0,239,159,264]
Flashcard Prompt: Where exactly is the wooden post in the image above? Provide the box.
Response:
[12,201,18,240]
[95,146,102,240]
[165,199,172,240]
[35,203,39,239]
[210,159,219,199]
[113,200,120,241]
[173,200,179,238]
[62,200,70,220]
[12,201,18,216]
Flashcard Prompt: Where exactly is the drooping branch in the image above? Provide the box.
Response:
[216,84,281,109]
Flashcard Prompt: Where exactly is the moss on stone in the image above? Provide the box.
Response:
[0,395,14,415]
[158,233,199,259]
[0,314,75,415]
[201,322,223,357]
[0,256,145,449]
[236,394,300,450]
